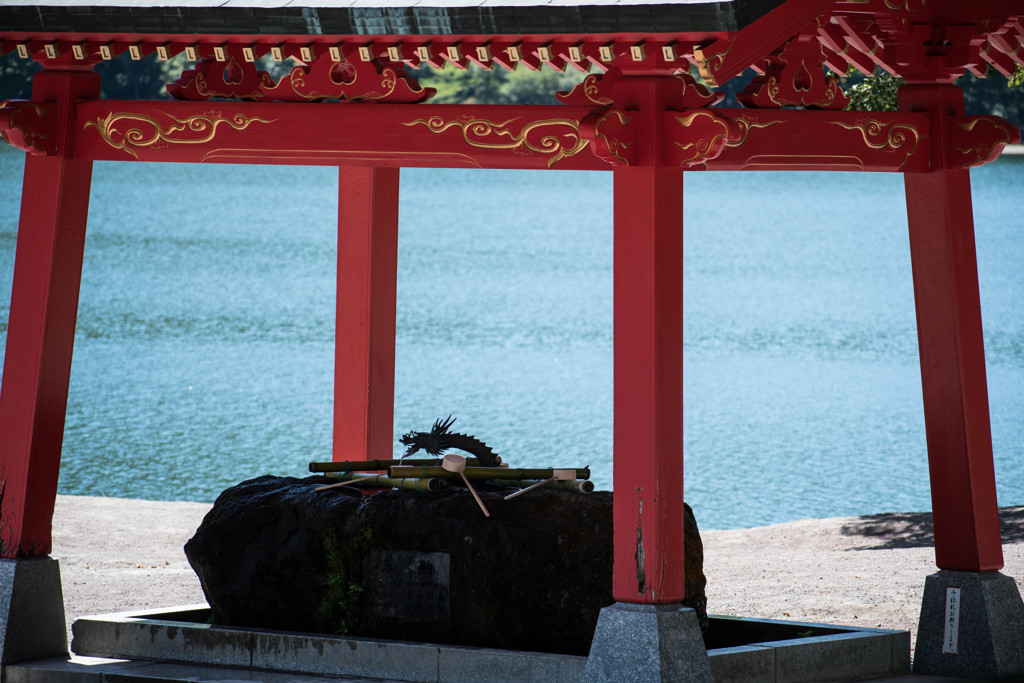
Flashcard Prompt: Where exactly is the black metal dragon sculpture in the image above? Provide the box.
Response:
[399,415,502,468]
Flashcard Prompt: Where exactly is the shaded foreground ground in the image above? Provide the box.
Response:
[51,495,1024,654]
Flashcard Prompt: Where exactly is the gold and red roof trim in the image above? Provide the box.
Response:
[0,1,1020,172]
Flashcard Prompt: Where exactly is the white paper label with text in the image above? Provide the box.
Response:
[943,586,961,654]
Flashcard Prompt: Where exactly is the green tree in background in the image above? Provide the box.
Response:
[409,63,585,105]
[94,53,188,100]
[0,52,41,98]
[0,50,185,99]
[843,70,902,112]
[842,67,1024,130]
[1009,65,1024,89]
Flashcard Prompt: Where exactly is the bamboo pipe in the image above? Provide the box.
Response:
[309,458,479,473]
[388,466,591,481]
[500,479,594,494]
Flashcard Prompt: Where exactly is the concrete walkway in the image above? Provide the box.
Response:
[4,655,987,683]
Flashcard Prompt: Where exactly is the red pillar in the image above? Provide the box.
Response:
[612,76,687,603]
[333,166,400,462]
[0,69,99,557]
[900,84,1003,572]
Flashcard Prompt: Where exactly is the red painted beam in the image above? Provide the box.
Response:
[333,167,400,464]
[665,108,932,172]
[68,100,943,173]
[73,101,605,170]
[900,84,1004,572]
[0,69,99,557]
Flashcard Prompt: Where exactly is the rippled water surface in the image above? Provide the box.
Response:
[1,145,1022,528]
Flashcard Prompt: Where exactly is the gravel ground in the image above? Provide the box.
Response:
[51,495,1024,652]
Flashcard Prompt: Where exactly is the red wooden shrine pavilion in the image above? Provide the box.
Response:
[1,0,1023,676]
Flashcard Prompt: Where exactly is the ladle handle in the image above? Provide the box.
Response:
[459,471,491,517]
[315,474,379,492]
[503,477,553,500]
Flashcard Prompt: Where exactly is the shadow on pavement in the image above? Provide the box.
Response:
[839,506,1024,550]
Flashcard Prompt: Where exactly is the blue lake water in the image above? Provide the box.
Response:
[1,144,1022,529]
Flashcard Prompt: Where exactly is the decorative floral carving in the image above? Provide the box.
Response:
[83,110,276,159]
[167,57,274,101]
[167,48,432,104]
[403,115,588,168]
[0,100,56,156]
[740,37,849,110]
[262,54,433,103]
[582,109,636,166]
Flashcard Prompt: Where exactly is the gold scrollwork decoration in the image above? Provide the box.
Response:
[694,39,734,88]
[0,101,55,155]
[883,0,925,11]
[84,111,276,159]
[726,116,785,148]
[952,116,1019,168]
[827,118,921,169]
[592,110,635,165]
[582,74,614,106]
[672,110,739,167]
[403,115,589,168]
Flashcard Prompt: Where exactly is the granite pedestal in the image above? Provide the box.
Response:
[913,570,1024,679]
[583,602,712,682]
[0,557,68,664]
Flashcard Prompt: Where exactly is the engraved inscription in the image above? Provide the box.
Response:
[363,551,451,621]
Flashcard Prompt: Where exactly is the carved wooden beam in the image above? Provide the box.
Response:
[666,108,931,171]
[14,99,1000,173]
[694,0,835,87]
[0,99,57,155]
[949,115,1021,168]
[74,101,601,170]
[167,43,433,103]
[738,30,850,109]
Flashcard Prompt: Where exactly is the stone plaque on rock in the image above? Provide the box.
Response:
[363,551,450,621]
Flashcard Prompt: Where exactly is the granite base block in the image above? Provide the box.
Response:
[0,557,68,665]
[583,602,712,683]
[914,570,1024,679]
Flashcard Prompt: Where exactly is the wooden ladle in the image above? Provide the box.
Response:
[443,453,490,518]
